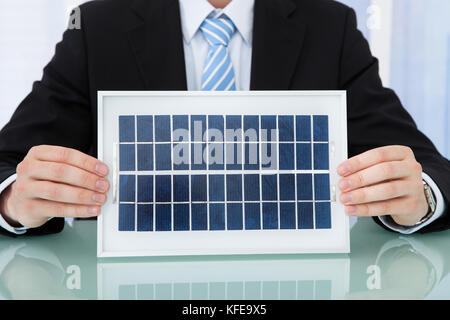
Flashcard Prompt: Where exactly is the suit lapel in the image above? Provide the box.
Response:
[127,0,187,90]
[126,0,305,91]
[250,0,306,90]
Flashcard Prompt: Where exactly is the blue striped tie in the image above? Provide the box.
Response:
[200,18,237,91]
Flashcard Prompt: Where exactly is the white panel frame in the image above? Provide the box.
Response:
[97,91,349,257]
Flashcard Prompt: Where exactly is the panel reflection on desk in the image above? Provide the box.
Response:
[98,258,349,300]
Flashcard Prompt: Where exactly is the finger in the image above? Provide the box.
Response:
[337,146,415,177]
[344,196,420,217]
[338,160,414,192]
[340,179,414,205]
[28,181,107,205]
[27,161,110,193]
[28,198,101,219]
[29,145,109,176]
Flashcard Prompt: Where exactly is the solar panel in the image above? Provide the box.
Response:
[97,91,349,257]
[118,114,333,232]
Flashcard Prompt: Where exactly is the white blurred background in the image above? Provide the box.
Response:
[0,0,449,158]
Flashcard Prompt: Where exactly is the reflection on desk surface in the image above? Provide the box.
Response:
[0,218,449,300]
[99,258,348,300]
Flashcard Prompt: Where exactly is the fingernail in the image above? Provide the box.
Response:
[95,163,108,176]
[341,193,352,204]
[93,194,106,204]
[96,179,108,192]
[337,163,350,176]
[345,206,357,214]
[88,206,100,215]
[339,179,351,191]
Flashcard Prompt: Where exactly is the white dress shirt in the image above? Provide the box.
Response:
[0,0,446,234]
[179,0,253,91]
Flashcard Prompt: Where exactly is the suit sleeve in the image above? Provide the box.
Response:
[0,9,93,235]
[339,8,450,233]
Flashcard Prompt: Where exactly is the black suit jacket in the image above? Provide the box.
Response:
[0,0,449,236]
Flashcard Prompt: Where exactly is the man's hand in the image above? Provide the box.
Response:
[0,145,110,228]
[337,145,429,226]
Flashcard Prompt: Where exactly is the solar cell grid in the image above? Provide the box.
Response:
[118,114,331,232]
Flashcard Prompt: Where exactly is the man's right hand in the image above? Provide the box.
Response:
[0,145,110,228]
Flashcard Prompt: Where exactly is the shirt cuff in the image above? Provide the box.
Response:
[0,174,29,235]
[378,172,446,234]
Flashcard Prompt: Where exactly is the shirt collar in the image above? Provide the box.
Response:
[179,0,254,45]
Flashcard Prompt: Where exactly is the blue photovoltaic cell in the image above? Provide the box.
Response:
[208,143,224,170]
[156,204,171,231]
[137,204,153,231]
[226,143,242,170]
[279,143,294,170]
[208,115,224,141]
[191,143,207,170]
[297,174,312,200]
[155,144,172,171]
[155,115,171,142]
[174,204,189,231]
[119,116,135,142]
[209,203,225,230]
[191,115,206,142]
[120,175,135,202]
[119,203,135,231]
[173,115,189,141]
[313,115,329,142]
[191,175,207,201]
[279,174,295,201]
[245,203,261,230]
[137,116,153,142]
[173,143,189,170]
[298,202,314,229]
[262,202,278,229]
[226,115,242,142]
[314,174,330,201]
[173,175,189,202]
[227,203,243,230]
[262,175,277,201]
[316,202,331,229]
[244,143,259,170]
[192,203,207,230]
[209,175,225,201]
[118,114,332,232]
[296,116,311,142]
[244,174,260,201]
[120,144,135,171]
[244,116,259,142]
[155,175,171,202]
[261,116,277,142]
[280,202,296,229]
[227,174,242,201]
[314,143,329,170]
[278,116,294,141]
[261,143,277,170]
[296,143,312,170]
[137,144,153,171]
[137,175,153,202]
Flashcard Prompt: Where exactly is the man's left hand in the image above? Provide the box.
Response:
[337,145,429,226]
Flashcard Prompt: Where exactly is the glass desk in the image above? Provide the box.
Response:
[0,218,449,300]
